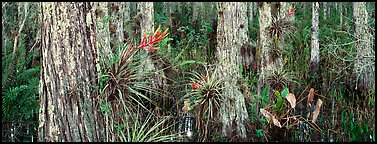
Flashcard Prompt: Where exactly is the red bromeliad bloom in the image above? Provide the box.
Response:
[191,82,201,89]
[287,7,294,16]
[191,75,207,89]
[124,25,169,57]
[137,25,169,49]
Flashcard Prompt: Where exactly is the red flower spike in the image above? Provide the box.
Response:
[191,82,200,89]
[136,26,169,50]
[287,7,294,16]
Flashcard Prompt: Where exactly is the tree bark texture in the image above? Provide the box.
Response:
[94,2,112,65]
[191,2,203,25]
[242,2,255,72]
[217,2,249,139]
[38,2,103,142]
[257,2,273,97]
[138,2,166,90]
[352,2,375,90]
[109,2,129,50]
[340,3,343,26]
[310,2,320,72]
[323,2,327,20]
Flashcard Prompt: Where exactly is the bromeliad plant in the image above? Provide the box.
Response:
[184,66,224,141]
[98,25,170,141]
[100,25,169,104]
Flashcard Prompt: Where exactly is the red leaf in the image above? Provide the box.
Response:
[191,82,200,89]
[287,7,294,16]
[146,47,158,51]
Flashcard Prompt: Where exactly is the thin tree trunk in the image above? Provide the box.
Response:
[217,2,249,139]
[310,2,320,72]
[248,2,253,27]
[3,2,29,88]
[109,2,129,50]
[257,2,273,97]
[38,2,103,142]
[242,2,255,73]
[340,2,343,27]
[191,2,202,25]
[323,2,327,20]
[2,2,8,52]
[352,2,374,91]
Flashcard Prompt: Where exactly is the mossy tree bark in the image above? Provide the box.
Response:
[242,2,255,72]
[94,2,112,66]
[323,2,328,20]
[217,2,249,139]
[352,2,374,91]
[310,2,320,73]
[38,2,104,142]
[257,2,273,97]
[138,2,166,91]
[109,2,130,50]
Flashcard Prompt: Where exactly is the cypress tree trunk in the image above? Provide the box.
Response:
[242,2,255,72]
[340,2,343,27]
[257,2,273,97]
[323,2,327,20]
[352,2,374,91]
[138,2,155,81]
[38,2,104,142]
[94,2,112,65]
[109,2,129,50]
[138,2,166,90]
[217,2,249,139]
[310,2,320,73]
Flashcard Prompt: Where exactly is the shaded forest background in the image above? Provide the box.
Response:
[2,2,375,142]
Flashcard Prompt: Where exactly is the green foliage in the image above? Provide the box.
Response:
[261,85,269,108]
[2,25,40,123]
[117,108,180,142]
[256,129,264,138]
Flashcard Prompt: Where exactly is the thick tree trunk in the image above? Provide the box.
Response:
[310,2,320,73]
[352,2,374,91]
[38,2,103,142]
[217,2,249,139]
[257,2,273,97]
[94,2,112,65]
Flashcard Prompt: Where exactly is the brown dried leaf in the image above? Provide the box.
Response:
[286,93,296,108]
[260,108,282,128]
[182,101,191,113]
[260,108,272,120]
[307,88,315,108]
[272,117,282,128]
[312,99,323,123]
